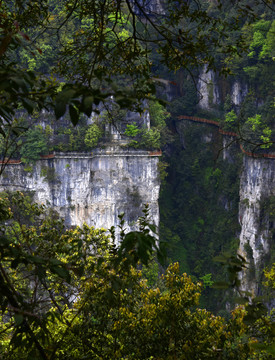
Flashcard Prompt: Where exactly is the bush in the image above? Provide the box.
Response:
[84,123,103,148]
[140,127,161,149]
[124,122,140,137]
[149,101,169,129]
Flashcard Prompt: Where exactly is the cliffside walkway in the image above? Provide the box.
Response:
[178,115,275,159]
[0,149,162,165]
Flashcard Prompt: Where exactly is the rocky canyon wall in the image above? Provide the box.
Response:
[196,67,274,295]
[172,117,274,299]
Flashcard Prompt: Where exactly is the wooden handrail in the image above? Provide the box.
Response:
[178,115,274,159]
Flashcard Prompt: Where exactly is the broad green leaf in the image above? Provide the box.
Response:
[69,104,79,126]
[54,101,66,119]
[83,95,94,117]
[14,314,24,326]
[21,98,35,114]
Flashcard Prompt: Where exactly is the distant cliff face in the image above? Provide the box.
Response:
[195,68,274,295]
[197,67,248,110]
[0,147,160,237]
[197,66,220,109]
[132,0,165,15]
[169,116,274,300]
[239,156,275,295]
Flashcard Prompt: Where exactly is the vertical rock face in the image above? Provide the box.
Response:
[239,156,275,295]
[197,65,220,109]
[0,147,160,238]
[231,81,248,107]
[197,72,249,110]
[132,0,165,15]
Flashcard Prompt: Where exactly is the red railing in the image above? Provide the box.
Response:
[149,150,162,156]
[40,154,55,159]
[0,153,55,165]
[0,159,22,165]
[178,115,275,159]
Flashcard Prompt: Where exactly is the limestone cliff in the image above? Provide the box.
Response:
[197,66,220,109]
[239,156,275,295]
[0,147,161,237]
[197,67,248,110]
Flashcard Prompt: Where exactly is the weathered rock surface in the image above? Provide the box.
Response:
[231,81,248,107]
[197,65,220,109]
[0,147,160,237]
[239,156,275,295]
[197,67,248,110]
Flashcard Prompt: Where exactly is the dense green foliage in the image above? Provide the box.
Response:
[84,123,103,149]
[0,193,274,359]
[222,16,275,151]
[1,0,271,134]
[159,121,242,311]
[0,0,273,158]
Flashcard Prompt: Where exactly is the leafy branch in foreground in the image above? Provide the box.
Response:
[1,0,270,130]
[212,252,275,357]
[0,192,163,359]
[0,192,274,359]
